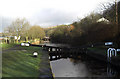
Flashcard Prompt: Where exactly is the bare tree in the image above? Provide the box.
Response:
[4,18,30,43]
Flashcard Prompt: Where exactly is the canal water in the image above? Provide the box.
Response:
[43,43,120,77]
[50,55,120,77]
[42,43,70,47]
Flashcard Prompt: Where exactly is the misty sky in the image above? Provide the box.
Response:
[0,0,115,32]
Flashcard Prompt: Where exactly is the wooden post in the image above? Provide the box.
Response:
[115,0,118,27]
[115,0,120,48]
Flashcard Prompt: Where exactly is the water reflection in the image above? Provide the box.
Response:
[42,43,70,47]
[107,63,117,77]
[50,55,120,77]
[50,58,90,77]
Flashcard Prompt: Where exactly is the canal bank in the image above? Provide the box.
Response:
[40,43,120,68]
[39,50,53,78]
[30,44,54,78]
[32,43,120,77]
[30,45,53,78]
[2,44,53,78]
[50,54,120,77]
[87,47,120,67]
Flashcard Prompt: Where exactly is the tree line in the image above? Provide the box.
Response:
[50,1,120,47]
[3,18,45,44]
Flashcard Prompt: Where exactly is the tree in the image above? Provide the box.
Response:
[50,25,70,43]
[44,28,55,37]
[3,26,14,37]
[5,18,30,43]
[103,1,120,25]
[50,2,120,46]
[77,13,102,32]
[20,21,30,42]
[28,25,45,43]
[103,1,120,48]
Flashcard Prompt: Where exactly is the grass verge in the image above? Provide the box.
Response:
[87,46,107,56]
[2,46,42,77]
[1,43,17,50]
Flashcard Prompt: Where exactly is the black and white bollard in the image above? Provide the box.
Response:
[33,52,38,57]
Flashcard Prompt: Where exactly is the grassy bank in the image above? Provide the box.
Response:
[87,46,120,67]
[87,46,107,56]
[1,43,17,50]
[2,46,42,77]
[88,46,120,56]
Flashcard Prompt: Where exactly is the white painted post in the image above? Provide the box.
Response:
[57,48,59,51]
[107,48,111,58]
[111,50,114,56]
[52,48,54,51]
[111,48,117,57]
[107,49,109,57]
[48,48,50,51]
[110,49,112,58]
[107,48,117,58]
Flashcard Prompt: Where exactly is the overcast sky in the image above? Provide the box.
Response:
[0,0,115,32]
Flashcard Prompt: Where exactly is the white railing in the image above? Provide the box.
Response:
[107,48,117,58]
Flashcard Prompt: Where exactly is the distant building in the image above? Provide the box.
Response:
[0,36,20,44]
[97,17,110,24]
[43,36,50,43]
[0,33,2,37]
